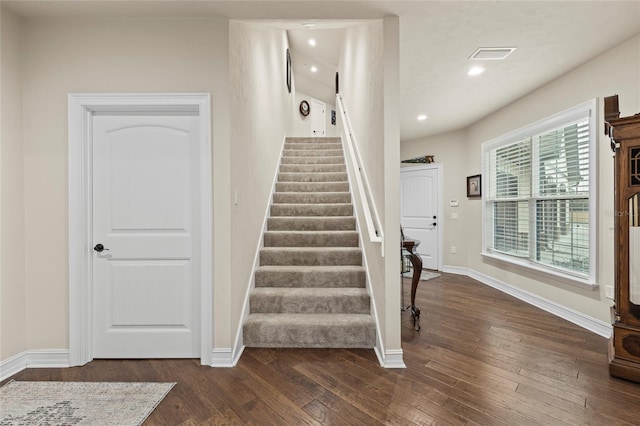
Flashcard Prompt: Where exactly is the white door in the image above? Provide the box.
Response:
[311,98,326,136]
[400,167,440,270]
[92,113,201,358]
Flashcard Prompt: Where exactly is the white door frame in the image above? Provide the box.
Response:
[310,97,326,136]
[68,93,212,366]
[400,163,444,271]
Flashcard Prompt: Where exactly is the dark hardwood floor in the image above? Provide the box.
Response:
[4,273,640,425]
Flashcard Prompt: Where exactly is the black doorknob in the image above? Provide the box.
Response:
[93,243,109,252]
[432,222,437,227]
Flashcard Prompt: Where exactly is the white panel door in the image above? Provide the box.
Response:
[92,114,200,358]
[401,167,440,270]
[311,98,326,136]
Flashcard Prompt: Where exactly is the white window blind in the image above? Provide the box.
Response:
[482,101,596,283]
[486,139,531,258]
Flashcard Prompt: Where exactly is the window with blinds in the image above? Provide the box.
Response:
[482,100,596,283]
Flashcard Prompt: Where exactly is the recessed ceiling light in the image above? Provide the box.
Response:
[302,23,317,29]
[417,114,428,121]
[310,66,318,73]
[308,39,316,47]
[467,66,485,76]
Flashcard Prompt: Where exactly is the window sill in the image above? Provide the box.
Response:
[481,252,598,291]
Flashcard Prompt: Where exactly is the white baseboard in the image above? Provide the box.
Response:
[383,349,407,368]
[232,345,245,367]
[442,265,612,338]
[441,265,469,276]
[374,346,406,369]
[1,350,70,381]
[211,348,237,368]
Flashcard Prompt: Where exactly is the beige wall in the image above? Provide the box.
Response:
[338,18,402,360]
[339,21,385,219]
[2,12,397,364]
[17,16,231,352]
[401,129,469,266]
[290,91,338,138]
[1,6,27,360]
[405,34,640,323]
[381,16,402,355]
[338,20,388,346]
[229,21,294,351]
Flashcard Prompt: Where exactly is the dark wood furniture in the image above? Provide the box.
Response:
[605,95,640,383]
[402,238,422,331]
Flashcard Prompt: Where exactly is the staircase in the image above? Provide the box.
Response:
[243,137,376,348]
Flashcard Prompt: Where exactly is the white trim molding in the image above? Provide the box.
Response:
[0,350,70,382]
[375,348,406,369]
[480,99,598,286]
[442,265,612,338]
[67,93,212,367]
[211,348,239,368]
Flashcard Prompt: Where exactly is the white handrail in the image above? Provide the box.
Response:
[336,94,384,256]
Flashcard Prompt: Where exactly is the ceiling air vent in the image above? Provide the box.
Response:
[469,47,517,61]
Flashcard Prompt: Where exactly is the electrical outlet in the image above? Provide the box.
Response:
[234,189,239,205]
[451,246,457,254]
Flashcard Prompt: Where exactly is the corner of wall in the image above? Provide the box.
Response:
[0,4,27,363]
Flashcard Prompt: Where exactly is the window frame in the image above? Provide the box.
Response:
[481,99,597,288]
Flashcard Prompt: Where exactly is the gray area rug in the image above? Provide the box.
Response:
[403,269,441,280]
[0,381,174,426]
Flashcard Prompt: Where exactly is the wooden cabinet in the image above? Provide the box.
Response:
[605,95,640,383]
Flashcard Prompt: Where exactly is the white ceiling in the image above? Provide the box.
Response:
[5,1,640,142]
[287,27,345,105]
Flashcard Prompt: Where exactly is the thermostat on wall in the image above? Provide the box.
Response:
[449,200,459,207]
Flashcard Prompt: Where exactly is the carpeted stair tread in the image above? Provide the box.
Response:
[277,172,348,182]
[275,182,349,192]
[281,156,345,165]
[255,265,366,288]
[250,288,370,314]
[279,164,346,173]
[264,230,359,247]
[270,203,353,217]
[267,216,356,231]
[242,313,376,348]
[260,247,362,266]
[284,143,342,150]
[273,192,351,204]
[283,149,343,157]
[244,136,375,350]
[286,137,341,144]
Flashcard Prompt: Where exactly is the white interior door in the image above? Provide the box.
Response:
[311,98,326,136]
[401,166,440,270]
[92,113,201,358]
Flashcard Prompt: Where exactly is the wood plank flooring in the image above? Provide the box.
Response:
[4,272,640,425]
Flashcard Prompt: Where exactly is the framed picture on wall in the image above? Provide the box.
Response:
[467,174,481,198]
[286,49,292,93]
